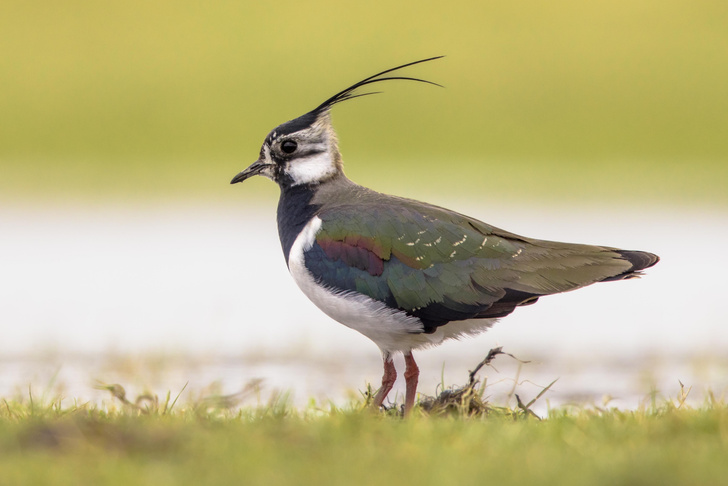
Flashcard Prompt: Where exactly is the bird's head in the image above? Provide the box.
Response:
[230,108,341,188]
[231,56,443,189]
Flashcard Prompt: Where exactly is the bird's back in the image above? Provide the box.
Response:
[290,174,659,332]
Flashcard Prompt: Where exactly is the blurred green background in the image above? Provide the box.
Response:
[2,0,726,206]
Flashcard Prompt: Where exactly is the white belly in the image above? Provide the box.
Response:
[287,216,497,354]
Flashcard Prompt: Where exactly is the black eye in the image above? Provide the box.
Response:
[280,140,298,154]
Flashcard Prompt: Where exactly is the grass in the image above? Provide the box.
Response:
[2,368,727,486]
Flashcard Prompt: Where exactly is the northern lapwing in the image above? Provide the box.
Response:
[231,57,659,414]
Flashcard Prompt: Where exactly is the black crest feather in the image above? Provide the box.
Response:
[270,56,444,138]
[312,56,444,114]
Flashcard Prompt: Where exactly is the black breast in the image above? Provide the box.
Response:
[277,184,320,265]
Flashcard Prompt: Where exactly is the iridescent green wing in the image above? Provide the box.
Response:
[303,201,633,329]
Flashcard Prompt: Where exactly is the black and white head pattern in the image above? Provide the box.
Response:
[258,111,342,187]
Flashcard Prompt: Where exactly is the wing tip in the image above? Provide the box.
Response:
[601,250,660,282]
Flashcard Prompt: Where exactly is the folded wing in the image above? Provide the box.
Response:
[303,201,658,333]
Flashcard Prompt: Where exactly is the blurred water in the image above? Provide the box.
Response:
[1,202,727,409]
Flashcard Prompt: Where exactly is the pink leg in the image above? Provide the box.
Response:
[403,352,419,415]
[372,353,396,409]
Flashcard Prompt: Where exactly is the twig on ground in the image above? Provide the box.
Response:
[468,346,530,387]
[419,346,534,416]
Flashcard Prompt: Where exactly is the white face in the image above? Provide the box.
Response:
[283,150,337,186]
[262,116,341,186]
[232,112,343,187]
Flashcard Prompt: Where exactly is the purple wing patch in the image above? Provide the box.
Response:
[316,234,388,276]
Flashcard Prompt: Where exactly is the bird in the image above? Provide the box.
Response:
[230,57,659,415]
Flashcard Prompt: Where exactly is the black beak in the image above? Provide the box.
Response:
[230,159,269,184]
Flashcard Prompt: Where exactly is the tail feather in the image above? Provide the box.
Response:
[475,249,659,319]
[600,250,659,282]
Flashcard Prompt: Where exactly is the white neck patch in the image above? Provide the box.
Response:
[285,151,337,186]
